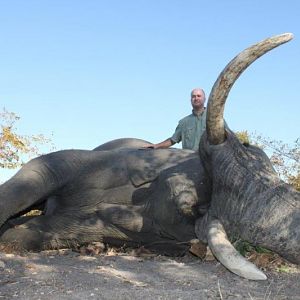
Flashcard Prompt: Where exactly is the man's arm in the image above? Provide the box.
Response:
[146,120,181,149]
[148,138,175,149]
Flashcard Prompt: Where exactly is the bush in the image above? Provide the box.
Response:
[0,108,54,169]
[236,131,300,191]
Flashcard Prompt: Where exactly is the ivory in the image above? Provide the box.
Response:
[207,218,267,280]
[206,33,293,145]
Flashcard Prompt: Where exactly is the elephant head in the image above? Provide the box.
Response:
[195,33,300,279]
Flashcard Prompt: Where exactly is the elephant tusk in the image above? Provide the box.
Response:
[206,33,293,145]
[207,218,267,280]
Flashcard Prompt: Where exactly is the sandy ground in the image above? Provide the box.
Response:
[0,248,299,300]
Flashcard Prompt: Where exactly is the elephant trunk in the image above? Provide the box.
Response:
[201,132,300,265]
[217,180,300,265]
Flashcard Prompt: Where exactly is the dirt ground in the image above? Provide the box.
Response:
[0,247,299,300]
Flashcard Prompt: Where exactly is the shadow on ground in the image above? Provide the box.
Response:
[0,250,299,299]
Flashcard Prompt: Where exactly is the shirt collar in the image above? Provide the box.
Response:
[192,107,206,116]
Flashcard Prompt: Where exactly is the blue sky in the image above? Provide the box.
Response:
[1,1,300,180]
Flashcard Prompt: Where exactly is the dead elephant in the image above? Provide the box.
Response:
[0,33,299,281]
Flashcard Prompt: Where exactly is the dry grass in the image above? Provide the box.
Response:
[247,251,299,274]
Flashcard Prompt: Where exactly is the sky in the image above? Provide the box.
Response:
[1,0,300,181]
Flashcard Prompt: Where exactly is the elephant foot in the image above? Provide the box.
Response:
[0,224,47,252]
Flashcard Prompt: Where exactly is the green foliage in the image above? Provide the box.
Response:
[234,240,271,257]
[0,108,55,169]
[277,266,292,273]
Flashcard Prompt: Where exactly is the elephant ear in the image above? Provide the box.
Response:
[126,152,160,187]
[126,149,194,187]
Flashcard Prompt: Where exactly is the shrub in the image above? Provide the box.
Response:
[0,108,54,169]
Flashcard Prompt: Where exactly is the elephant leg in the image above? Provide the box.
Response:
[0,159,55,227]
[0,219,50,251]
[0,150,83,227]
[0,205,190,255]
[97,204,191,255]
[0,212,137,251]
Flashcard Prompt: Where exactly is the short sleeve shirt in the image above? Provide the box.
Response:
[170,109,207,151]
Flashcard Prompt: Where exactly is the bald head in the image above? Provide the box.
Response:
[191,88,205,97]
[190,88,206,112]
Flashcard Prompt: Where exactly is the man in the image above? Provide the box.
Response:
[149,88,207,151]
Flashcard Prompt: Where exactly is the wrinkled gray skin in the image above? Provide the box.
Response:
[0,141,210,255]
[0,34,299,276]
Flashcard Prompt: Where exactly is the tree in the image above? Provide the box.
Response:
[0,108,54,169]
[236,131,300,191]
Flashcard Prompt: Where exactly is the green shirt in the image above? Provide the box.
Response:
[171,109,207,151]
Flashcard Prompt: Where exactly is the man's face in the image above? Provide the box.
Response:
[191,89,205,110]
